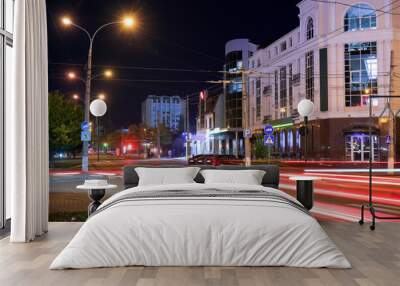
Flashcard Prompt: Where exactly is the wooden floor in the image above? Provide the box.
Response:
[0,222,399,286]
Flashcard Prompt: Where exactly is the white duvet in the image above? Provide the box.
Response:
[50,183,351,269]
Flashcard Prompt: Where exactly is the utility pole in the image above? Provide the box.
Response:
[242,71,251,166]
[157,111,161,160]
[185,95,191,160]
[388,50,396,170]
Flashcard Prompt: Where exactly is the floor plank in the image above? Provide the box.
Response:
[0,222,399,286]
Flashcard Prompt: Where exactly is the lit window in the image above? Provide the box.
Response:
[279,67,287,118]
[344,42,378,107]
[296,129,301,149]
[288,130,293,152]
[305,51,314,101]
[256,79,261,120]
[306,18,314,40]
[344,4,376,32]
[280,131,286,152]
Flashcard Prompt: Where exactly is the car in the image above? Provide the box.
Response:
[188,155,206,165]
[188,154,244,166]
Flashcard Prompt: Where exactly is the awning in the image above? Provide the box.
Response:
[263,118,294,129]
[343,124,380,134]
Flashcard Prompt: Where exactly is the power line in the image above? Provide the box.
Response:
[49,62,226,74]
[311,0,400,15]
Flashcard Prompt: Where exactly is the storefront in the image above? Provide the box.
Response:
[258,117,399,162]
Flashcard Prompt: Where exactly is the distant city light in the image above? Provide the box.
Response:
[200,91,205,100]
[72,94,79,100]
[98,93,106,100]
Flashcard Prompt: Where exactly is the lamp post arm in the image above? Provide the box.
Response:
[91,21,121,44]
[70,22,92,43]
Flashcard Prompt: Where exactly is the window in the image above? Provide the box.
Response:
[279,131,286,152]
[257,58,261,67]
[1,0,15,229]
[275,46,278,55]
[256,78,261,120]
[279,67,287,118]
[296,129,301,149]
[344,42,378,107]
[344,4,376,32]
[268,50,271,59]
[305,51,314,101]
[288,130,293,152]
[289,37,293,47]
[306,17,314,40]
[280,41,287,52]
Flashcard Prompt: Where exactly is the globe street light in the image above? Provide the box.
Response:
[90,99,107,162]
[61,16,135,172]
[297,99,314,162]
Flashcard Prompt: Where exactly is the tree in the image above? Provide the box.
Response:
[48,91,83,159]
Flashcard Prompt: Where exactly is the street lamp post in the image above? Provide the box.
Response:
[297,99,314,162]
[61,16,135,172]
[90,99,108,162]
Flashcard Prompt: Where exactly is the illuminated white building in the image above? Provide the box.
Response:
[248,0,400,161]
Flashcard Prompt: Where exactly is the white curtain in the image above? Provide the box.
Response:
[8,0,49,242]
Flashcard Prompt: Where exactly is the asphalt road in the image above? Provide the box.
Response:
[50,161,400,222]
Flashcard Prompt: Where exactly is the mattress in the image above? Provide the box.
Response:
[50,183,351,269]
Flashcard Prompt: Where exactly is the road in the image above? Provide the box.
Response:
[50,160,400,223]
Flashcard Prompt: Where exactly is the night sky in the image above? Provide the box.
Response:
[47,0,300,130]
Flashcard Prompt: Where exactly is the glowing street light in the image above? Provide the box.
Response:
[61,17,72,26]
[298,99,314,162]
[123,17,135,27]
[67,72,76,79]
[60,15,137,172]
[104,70,113,78]
[98,93,106,100]
[72,94,80,100]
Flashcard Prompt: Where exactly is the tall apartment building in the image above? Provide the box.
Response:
[248,0,400,162]
[141,95,186,131]
[191,39,257,156]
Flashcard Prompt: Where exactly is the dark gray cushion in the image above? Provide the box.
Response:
[123,165,280,189]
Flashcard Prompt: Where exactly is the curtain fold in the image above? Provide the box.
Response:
[9,0,49,242]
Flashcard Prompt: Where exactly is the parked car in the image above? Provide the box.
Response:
[188,154,244,166]
[188,155,206,165]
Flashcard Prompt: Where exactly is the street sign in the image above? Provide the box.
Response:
[81,121,90,131]
[264,124,274,135]
[244,129,251,138]
[81,131,91,142]
[264,135,274,146]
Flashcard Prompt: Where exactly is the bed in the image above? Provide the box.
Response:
[50,165,350,269]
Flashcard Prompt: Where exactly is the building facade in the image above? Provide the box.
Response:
[248,0,400,162]
[191,89,225,155]
[192,39,257,156]
[141,95,186,131]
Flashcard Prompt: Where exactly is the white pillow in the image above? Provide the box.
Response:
[135,167,200,186]
[200,169,266,185]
